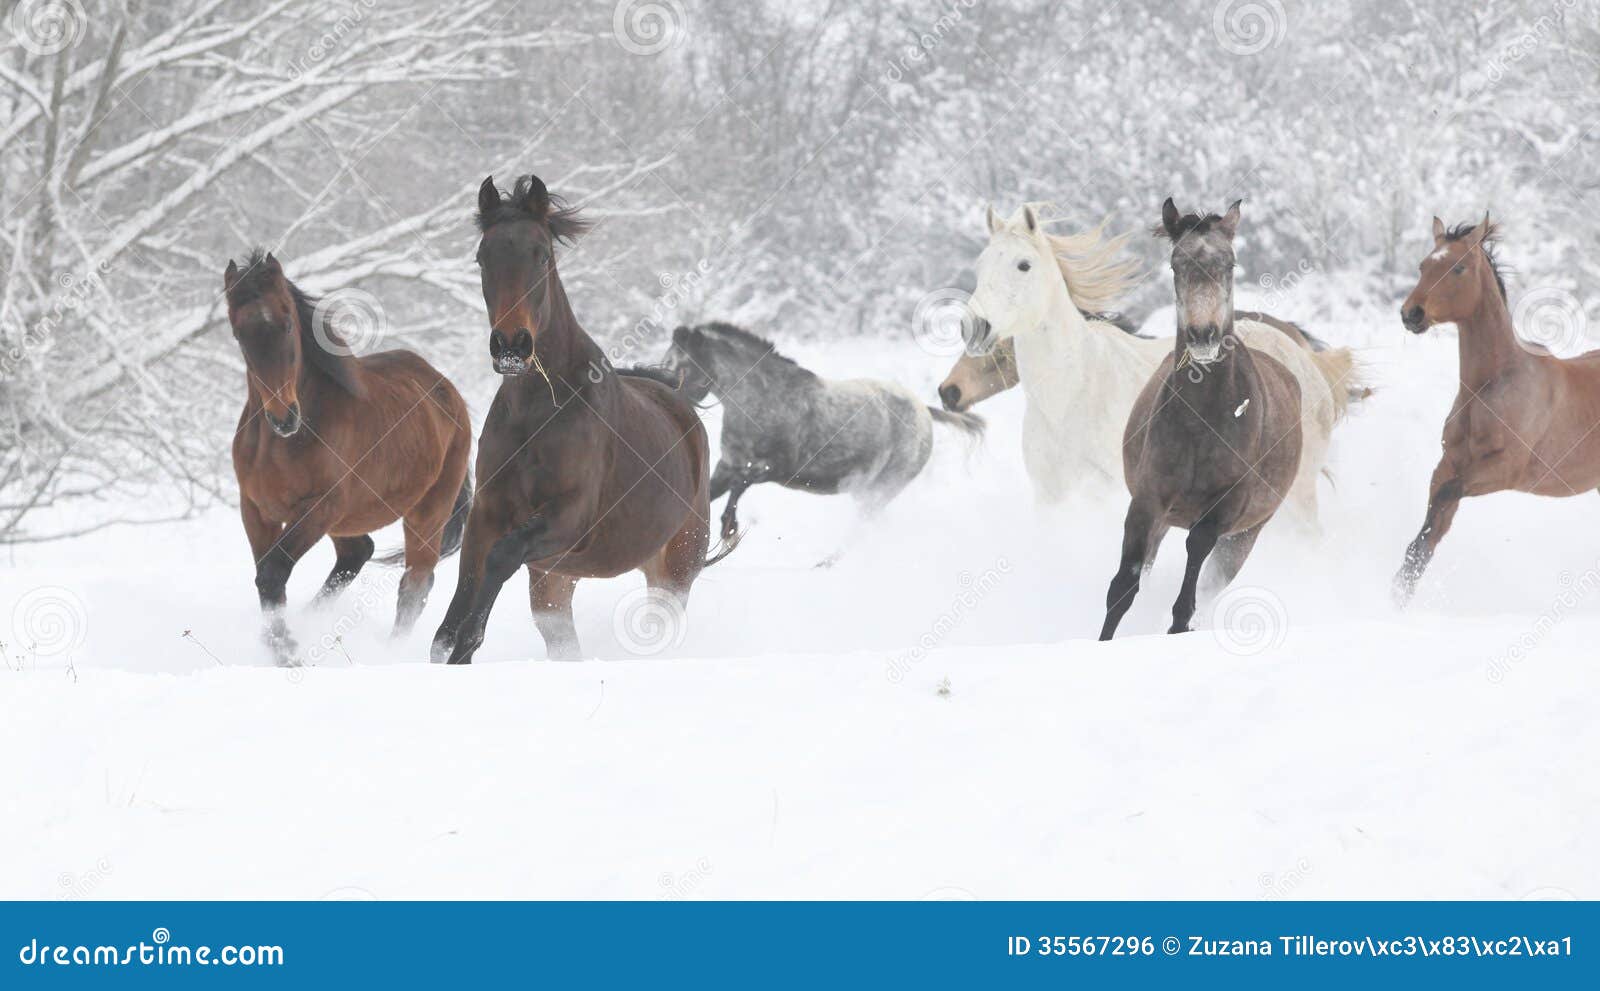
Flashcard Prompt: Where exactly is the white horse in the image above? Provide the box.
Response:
[963,203,1358,527]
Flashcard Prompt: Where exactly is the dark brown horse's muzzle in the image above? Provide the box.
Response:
[1401,305,1427,334]
[490,328,535,375]
[264,402,301,438]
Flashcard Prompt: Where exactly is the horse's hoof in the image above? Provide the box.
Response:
[1390,575,1417,609]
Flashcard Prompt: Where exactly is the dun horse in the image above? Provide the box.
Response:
[1393,215,1600,603]
[225,251,472,663]
[431,175,724,664]
[1099,200,1304,640]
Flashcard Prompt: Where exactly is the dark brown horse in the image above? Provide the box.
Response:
[1099,200,1303,640]
[431,174,720,664]
[226,251,472,663]
[1394,215,1600,603]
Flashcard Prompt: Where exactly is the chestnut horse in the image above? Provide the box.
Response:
[1394,215,1600,603]
[430,174,720,664]
[226,251,472,663]
[1100,200,1304,640]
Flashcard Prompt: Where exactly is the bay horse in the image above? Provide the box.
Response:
[661,321,983,542]
[1098,200,1304,640]
[963,203,1360,528]
[1393,214,1600,604]
[430,174,722,664]
[225,251,472,663]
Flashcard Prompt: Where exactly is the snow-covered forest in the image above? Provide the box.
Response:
[1,0,1597,538]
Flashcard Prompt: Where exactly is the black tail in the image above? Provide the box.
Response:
[375,472,472,566]
[928,407,985,449]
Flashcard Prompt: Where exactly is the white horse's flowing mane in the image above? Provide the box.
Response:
[1012,203,1144,314]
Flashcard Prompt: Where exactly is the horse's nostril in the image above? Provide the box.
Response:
[938,384,962,410]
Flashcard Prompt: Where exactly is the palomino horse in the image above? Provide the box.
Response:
[662,321,983,541]
[431,175,722,664]
[1393,215,1600,603]
[938,338,1018,413]
[1099,200,1304,639]
[225,251,472,663]
[963,203,1359,526]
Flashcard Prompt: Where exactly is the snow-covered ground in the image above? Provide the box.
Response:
[3,289,1598,900]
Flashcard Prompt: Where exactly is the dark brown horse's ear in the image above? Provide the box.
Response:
[264,252,282,275]
[1160,197,1181,238]
[522,173,550,217]
[224,259,240,292]
[672,324,693,344]
[1217,199,1242,239]
[478,176,500,217]
[1431,216,1446,243]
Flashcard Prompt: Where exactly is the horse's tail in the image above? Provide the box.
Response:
[703,525,745,567]
[1308,348,1371,422]
[374,471,473,566]
[928,407,985,448]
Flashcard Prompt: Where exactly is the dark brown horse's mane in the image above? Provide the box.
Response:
[226,249,366,397]
[1443,221,1508,302]
[475,174,591,244]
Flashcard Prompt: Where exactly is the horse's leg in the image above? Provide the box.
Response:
[393,464,465,639]
[445,511,587,665]
[1197,520,1266,604]
[1169,519,1223,634]
[629,516,706,654]
[1392,463,1465,606]
[312,535,374,607]
[240,499,290,654]
[254,499,340,665]
[527,568,581,660]
[720,479,753,542]
[709,460,737,502]
[1100,502,1164,640]
[431,504,495,663]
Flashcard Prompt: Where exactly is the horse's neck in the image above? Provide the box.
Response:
[1015,298,1092,408]
[518,278,603,405]
[1455,287,1527,389]
[712,347,814,411]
